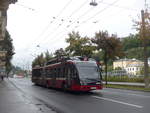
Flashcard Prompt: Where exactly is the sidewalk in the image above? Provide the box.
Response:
[0,79,54,113]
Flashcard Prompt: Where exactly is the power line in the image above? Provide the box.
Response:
[16,3,35,11]
[33,0,73,45]
[37,0,95,46]
[41,0,125,47]
[69,0,89,17]
[39,0,103,46]
[24,0,73,51]
[25,0,135,53]
[81,0,121,24]
[99,1,139,11]
[56,0,74,17]
[40,0,140,47]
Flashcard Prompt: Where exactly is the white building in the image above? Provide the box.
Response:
[113,58,144,77]
[113,58,143,69]
[125,63,144,76]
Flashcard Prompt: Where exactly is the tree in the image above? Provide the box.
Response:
[54,48,67,58]
[32,53,45,68]
[134,10,150,88]
[92,31,124,85]
[45,50,53,62]
[0,30,15,76]
[122,34,142,51]
[66,31,95,57]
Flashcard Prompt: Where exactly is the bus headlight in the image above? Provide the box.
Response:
[80,80,87,85]
[96,82,100,84]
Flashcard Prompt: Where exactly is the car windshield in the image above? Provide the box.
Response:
[75,61,100,79]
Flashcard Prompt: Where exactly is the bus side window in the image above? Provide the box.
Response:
[63,67,65,77]
[48,69,51,77]
[57,68,59,78]
[54,68,57,77]
[58,68,61,78]
[59,67,62,77]
[51,68,53,77]
[49,69,52,77]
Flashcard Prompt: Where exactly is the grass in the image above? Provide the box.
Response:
[104,84,150,92]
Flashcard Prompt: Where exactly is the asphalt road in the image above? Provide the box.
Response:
[9,78,150,113]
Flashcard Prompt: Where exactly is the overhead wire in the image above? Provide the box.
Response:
[35,0,74,46]
[16,3,35,11]
[69,0,90,17]
[42,0,123,47]
[99,1,139,11]
[24,0,74,52]
[40,0,117,47]
[26,0,139,54]
[38,0,94,45]
[40,0,104,45]
[80,0,121,24]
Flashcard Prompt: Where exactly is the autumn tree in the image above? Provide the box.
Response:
[66,31,95,57]
[134,9,150,88]
[92,31,124,85]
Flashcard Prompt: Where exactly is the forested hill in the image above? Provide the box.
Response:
[121,34,150,60]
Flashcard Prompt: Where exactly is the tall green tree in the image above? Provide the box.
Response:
[92,31,124,85]
[32,53,45,68]
[66,31,95,57]
[45,50,53,62]
[54,48,67,58]
[0,30,15,76]
[122,34,142,51]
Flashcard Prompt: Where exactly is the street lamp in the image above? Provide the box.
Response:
[90,0,98,6]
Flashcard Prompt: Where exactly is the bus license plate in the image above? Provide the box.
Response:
[91,87,96,89]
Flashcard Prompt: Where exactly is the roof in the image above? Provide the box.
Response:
[127,63,144,67]
[114,58,141,62]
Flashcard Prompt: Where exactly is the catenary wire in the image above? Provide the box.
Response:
[24,0,74,51]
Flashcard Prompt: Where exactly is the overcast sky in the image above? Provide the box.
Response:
[7,0,149,69]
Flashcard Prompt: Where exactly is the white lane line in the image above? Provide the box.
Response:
[92,96,143,109]
[101,90,150,98]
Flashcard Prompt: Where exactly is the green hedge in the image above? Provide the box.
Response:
[102,76,145,83]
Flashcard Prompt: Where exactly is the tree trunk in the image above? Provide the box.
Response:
[104,51,108,85]
[143,44,149,88]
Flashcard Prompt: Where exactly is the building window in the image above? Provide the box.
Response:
[1,11,7,17]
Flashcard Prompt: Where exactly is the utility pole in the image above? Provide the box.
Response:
[141,10,149,88]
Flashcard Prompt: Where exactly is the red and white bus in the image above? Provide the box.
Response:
[32,56,103,91]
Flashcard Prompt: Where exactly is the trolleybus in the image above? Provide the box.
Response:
[32,56,103,91]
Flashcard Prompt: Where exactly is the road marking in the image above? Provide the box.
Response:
[92,96,143,109]
[100,90,150,98]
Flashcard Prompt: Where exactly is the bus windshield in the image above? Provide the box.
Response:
[75,61,100,79]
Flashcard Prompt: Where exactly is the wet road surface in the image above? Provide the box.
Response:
[9,78,150,113]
